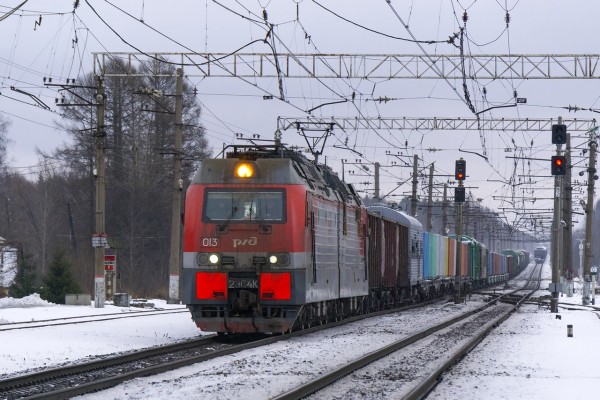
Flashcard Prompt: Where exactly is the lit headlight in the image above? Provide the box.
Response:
[267,253,290,266]
[209,254,220,264]
[234,162,255,178]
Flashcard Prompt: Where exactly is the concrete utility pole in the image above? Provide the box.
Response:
[564,133,574,297]
[93,76,106,308]
[583,126,598,305]
[442,184,448,235]
[168,68,184,304]
[578,238,584,280]
[374,162,380,200]
[455,190,463,305]
[426,163,434,232]
[411,155,418,217]
[463,200,470,237]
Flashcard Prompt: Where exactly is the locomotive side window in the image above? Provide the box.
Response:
[203,189,286,223]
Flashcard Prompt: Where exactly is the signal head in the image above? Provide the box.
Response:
[455,158,466,181]
[551,155,567,175]
[552,124,567,144]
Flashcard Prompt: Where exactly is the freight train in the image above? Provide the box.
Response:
[182,145,530,333]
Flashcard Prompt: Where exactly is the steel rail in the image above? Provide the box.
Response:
[0,335,219,392]
[272,262,542,400]
[0,308,189,331]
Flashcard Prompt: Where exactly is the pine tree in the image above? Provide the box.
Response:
[40,250,80,304]
[8,252,38,298]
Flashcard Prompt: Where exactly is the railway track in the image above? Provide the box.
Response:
[0,307,189,331]
[0,335,238,399]
[0,298,444,399]
[273,262,543,400]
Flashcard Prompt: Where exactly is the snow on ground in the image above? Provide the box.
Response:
[1,261,599,399]
[429,302,600,400]
[0,295,203,375]
[428,266,600,400]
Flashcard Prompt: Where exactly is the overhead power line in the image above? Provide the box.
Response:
[312,0,453,45]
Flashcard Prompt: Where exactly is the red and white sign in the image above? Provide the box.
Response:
[104,255,116,271]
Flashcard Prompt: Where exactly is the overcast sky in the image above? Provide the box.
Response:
[1,0,600,236]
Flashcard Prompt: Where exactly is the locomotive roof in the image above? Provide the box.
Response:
[195,145,363,206]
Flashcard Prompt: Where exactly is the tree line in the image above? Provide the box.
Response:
[0,58,210,301]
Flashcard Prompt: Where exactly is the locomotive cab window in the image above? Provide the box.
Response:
[203,189,286,223]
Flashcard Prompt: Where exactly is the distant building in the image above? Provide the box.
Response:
[0,240,18,297]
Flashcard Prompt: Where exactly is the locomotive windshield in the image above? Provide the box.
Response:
[203,189,285,223]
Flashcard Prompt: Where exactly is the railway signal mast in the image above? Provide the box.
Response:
[550,122,566,313]
[454,158,466,304]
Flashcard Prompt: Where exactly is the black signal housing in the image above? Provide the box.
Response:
[551,155,567,175]
[455,159,466,181]
[552,124,567,144]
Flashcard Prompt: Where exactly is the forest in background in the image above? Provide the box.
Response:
[0,59,209,298]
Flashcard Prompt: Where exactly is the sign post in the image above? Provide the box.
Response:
[592,266,598,305]
[454,158,466,304]
[104,254,117,301]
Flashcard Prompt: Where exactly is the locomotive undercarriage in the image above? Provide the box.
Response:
[188,284,301,333]
[188,301,301,333]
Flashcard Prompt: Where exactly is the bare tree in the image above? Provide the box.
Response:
[0,113,10,171]
[54,58,210,296]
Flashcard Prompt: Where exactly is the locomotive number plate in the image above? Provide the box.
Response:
[228,279,259,289]
[201,237,219,247]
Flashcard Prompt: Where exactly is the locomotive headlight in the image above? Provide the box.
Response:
[197,253,209,265]
[279,253,290,265]
[234,162,255,178]
[267,253,290,266]
[209,254,220,264]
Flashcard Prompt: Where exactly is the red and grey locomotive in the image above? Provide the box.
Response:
[182,145,368,333]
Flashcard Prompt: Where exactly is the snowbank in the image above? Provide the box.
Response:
[0,293,55,308]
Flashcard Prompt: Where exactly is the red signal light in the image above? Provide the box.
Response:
[551,155,566,175]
